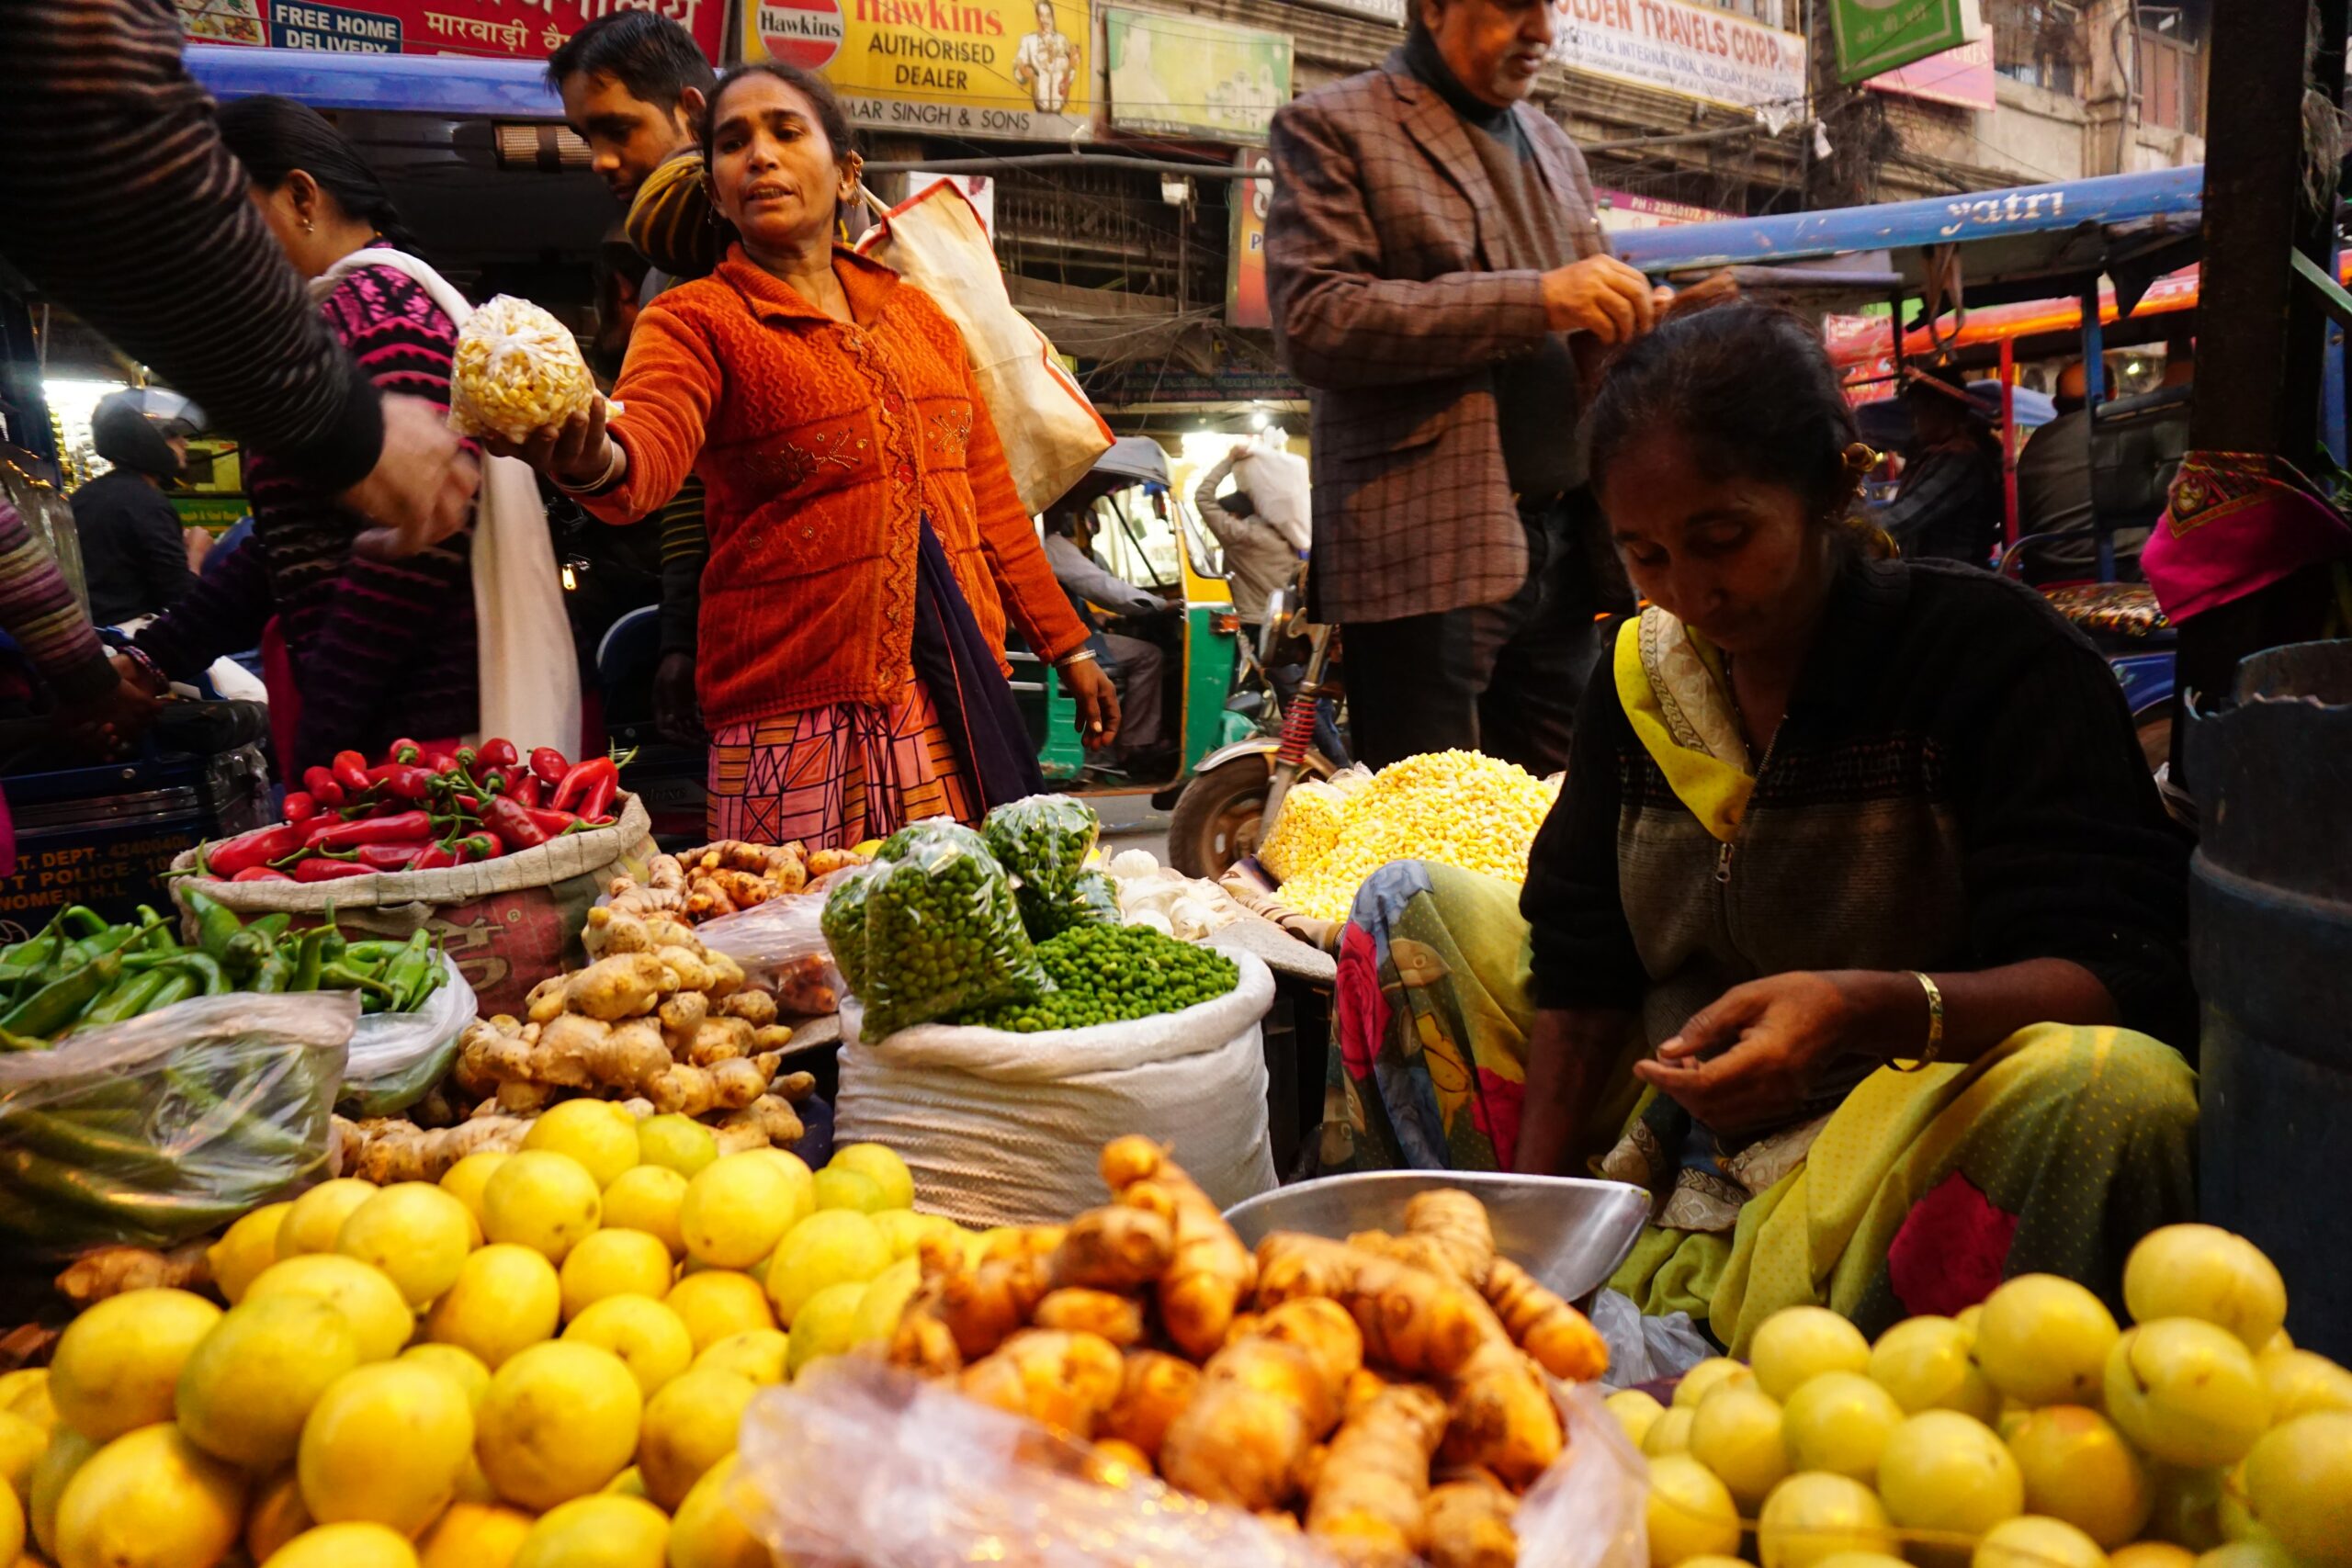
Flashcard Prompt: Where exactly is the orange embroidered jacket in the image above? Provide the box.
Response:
[588,245,1090,728]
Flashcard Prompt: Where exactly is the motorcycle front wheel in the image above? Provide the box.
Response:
[1166,754,1273,879]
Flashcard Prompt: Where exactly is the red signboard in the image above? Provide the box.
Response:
[1865,38,1996,110]
[177,0,725,65]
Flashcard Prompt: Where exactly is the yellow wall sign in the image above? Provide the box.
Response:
[744,0,1092,141]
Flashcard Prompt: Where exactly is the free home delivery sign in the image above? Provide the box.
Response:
[1553,0,1806,116]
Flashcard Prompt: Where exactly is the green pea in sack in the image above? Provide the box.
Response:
[828,822,1045,1039]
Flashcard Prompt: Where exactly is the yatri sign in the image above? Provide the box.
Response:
[1830,0,1980,84]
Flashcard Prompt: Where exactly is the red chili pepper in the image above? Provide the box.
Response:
[355,841,432,872]
[510,773,545,807]
[425,751,459,776]
[209,823,311,877]
[526,806,581,836]
[282,791,318,824]
[552,756,618,812]
[302,767,346,808]
[481,795,552,850]
[452,794,481,815]
[386,737,424,765]
[579,770,618,823]
[477,738,520,769]
[231,866,297,883]
[379,764,432,802]
[529,746,570,785]
[410,842,458,871]
[294,856,377,883]
[448,832,500,863]
[332,750,373,795]
[311,810,438,851]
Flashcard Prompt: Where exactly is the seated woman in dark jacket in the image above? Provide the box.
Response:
[1322,304,2196,1351]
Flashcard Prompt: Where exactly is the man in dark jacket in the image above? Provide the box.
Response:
[72,389,201,626]
[1265,0,1665,773]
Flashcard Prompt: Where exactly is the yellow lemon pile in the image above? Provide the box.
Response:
[1272,750,1558,922]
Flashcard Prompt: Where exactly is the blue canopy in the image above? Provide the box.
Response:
[186,44,564,118]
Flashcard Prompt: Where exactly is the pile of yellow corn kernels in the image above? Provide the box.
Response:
[1270,750,1558,922]
[448,296,597,445]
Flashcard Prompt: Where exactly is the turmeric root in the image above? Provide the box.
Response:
[563,952,669,1021]
[773,955,839,1014]
[1101,1136,1254,1359]
[980,1224,1067,1264]
[1256,1232,1492,1381]
[55,1242,211,1306]
[1032,1289,1146,1348]
[957,1328,1125,1438]
[1100,1350,1200,1462]
[934,1251,1053,1359]
[888,1289,964,1377]
[649,854,687,892]
[1049,1205,1174,1292]
[1091,1438,1153,1481]
[1484,1257,1608,1382]
[1402,1188,1496,1287]
[1439,1337,1564,1486]
[1157,1300,1362,1512]
[1305,1382,1450,1564]
[1424,1470,1521,1568]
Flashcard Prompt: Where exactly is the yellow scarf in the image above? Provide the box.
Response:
[1613,607,1754,842]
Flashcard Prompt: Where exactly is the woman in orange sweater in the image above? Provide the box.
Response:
[512,62,1115,846]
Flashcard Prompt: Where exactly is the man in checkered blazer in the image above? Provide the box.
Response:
[1266,0,1666,774]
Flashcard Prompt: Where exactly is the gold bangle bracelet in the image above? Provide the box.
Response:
[1892,971,1945,1072]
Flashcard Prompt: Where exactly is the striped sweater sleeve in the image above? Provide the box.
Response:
[0,0,383,491]
[0,501,118,705]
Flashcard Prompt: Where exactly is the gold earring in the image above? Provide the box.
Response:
[1842,441,1881,475]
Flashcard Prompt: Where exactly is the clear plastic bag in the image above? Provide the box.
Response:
[447,295,597,444]
[982,794,1101,896]
[698,892,845,1016]
[1016,866,1124,942]
[837,822,1045,1039]
[734,1358,1650,1568]
[339,955,477,1119]
[0,992,356,1255]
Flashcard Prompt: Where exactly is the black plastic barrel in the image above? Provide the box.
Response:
[2188,639,2352,1362]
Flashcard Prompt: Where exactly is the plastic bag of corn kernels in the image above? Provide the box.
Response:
[448,296,598,444]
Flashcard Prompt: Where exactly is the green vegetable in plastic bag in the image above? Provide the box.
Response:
[820,862,885,1003]
[841,823,1046,1038]
[982,795,1100,897]
[1017,867,1125,942]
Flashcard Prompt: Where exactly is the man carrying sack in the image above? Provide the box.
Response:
[1265,0,1668,775]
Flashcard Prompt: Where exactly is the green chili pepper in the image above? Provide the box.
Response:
[317,906,347,969]
[166,952,231,997]
[76,971,167,1030]
[0,1028,49,1053]
[249,913,293,941]
[253,950,295,995]
[342,940,409,964]
[0,953,123,1039]
[141,970,199,1012]
[57,924,142,973]
[0,932,62,992]
[321,961,399,1010]
[57,907,107,940]
[187,888,242,961]
[379,931,437,1014]
[222,929,274,984]
[289,931,324,994]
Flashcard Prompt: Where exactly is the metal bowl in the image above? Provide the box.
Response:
[1223,1171,1652,1305]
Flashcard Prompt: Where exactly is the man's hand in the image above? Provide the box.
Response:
[76,663,164,758]
[1634,970,1872,1134]
[653,649,706,748]
[1541,255,1661,344]
[344,394,482,561]
[1060,657,1122,750]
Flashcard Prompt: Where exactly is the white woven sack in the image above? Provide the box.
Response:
[854,183,1113,514]
[1232,431,1311,553]
[834,945,1278,1227]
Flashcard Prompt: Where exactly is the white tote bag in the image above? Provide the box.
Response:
[854,184,1114,514]
[314,251,582,761]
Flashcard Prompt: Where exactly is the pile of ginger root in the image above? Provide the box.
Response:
[605,838,867,924]
[885,1136,1610,1568]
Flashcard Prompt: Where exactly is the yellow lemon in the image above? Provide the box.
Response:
[424,1245,561,1370]
[262,1521,420,1568]
[605,1465,648,1498]
[0,1409,47,1502]
[601,1166,689,1258]
[826,1144,915,1211]
[512,1494,669,1568]
[560,1229,673,1320]
[809,1168,886,1214]
[0,1483,17,1566]
[245,1255,413,1363]
[1973,1517,2109,1568]
[278,1179,379,1258]
[634,1114,718,1179]
[852,1258,923,1348]
[669,1455,770,1568]
[417,1502,534,1568]
[1648,1452,1741,1567]
[747,1148,815,1221]
[26,1429,96,1561]
[2257,1348,2352,1422]
[48,1289,221,1443]
[244,1470,311,1562]
[207,1201,293,1303]
[680,1154,804,1270]
[400,1343,492,1411]
[336,1183,478,1307]
[1758,1472,1897,1568]
[785,1281,871,1380]
[692,1330,791,1387]
[1752,1308,1873,1403]
[639,1369,758,1509]
[563,1296,695,1397]
[524,1100,642,1190]
[1605,1389,1667,1449]
[481,1151,602,1263]
[175,1295,363,1470]
[1675,1358,1757,1411]
[297,1362,475,1536]
[872,1209,958,1263]
[475,1341,643,1510]
[663,1271,776,1354]
[0,1370,48,1427]
[764,1211,889,1328]
[438,1153,510,1231]
[53,1424,247,1568]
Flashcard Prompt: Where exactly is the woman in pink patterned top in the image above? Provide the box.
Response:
[127,96,481,773]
